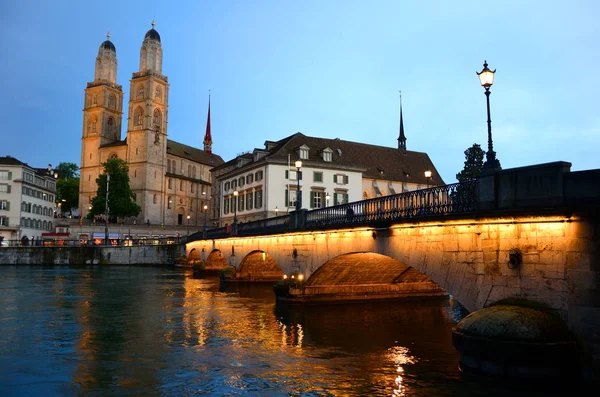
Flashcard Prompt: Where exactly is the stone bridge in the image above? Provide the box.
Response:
[187,162,600,364]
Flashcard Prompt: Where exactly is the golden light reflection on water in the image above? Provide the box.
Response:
[387,346,416,397]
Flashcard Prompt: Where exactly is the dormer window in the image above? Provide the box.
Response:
[298,144,310,160]
[322,147,333,162]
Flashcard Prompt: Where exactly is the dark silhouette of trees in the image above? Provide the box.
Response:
[456,143,485,182]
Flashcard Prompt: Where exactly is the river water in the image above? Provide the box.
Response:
[0,266,570,396]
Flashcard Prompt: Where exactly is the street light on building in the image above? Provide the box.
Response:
[294,160,302,211]
[203,204,208,238]
[186,215,190,236]
[477,60,501,171]
[233,190,239,234]
[275,206,279,216]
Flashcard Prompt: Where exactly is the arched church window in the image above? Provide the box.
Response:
[91,117,97,134]
[134,107,143,126]
[107,117,115,136]
[92,95,97,106]
[109,94,116,109]
[153,109,162,130]
[137,85,144,99]
[155,86,162,99]
[153,194,157,204]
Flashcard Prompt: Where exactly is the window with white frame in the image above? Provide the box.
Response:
[285,189,298,208]
[334,191,348,205]
[0,216,9,226]
[254,189,263,209]
[334,174,348,184]
[311,190,324,209]
[299,145,309,159]
[246,191,253,210]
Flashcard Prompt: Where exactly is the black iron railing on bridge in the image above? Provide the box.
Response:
[189,180,477,240]
[306,180,477,228]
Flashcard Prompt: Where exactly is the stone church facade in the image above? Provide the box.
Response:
[78,24,223,226]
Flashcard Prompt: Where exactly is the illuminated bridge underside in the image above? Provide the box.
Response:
[298,252,446,301]
[236,250,283,282]
[205,249,228,272]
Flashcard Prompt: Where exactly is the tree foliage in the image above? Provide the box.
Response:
[90,158,140,219]
[56,178,79,214]
[57,162,79,179]
[456,143,485,182]
[55,162,79,214]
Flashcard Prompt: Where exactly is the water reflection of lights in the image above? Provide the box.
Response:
[278,321,303,348]
[387,346,416,397]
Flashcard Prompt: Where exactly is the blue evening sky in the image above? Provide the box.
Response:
[1,0,599,184]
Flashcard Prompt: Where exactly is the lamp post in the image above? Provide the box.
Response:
[477,60,501,170]
[275,206,279,216]
[326,193,330,207]
[104,174,110,246]
[233,190,238,234]
[186,215,190,236]
[203,204,208,238]
[294,160,302,211]
[424,170,432,189]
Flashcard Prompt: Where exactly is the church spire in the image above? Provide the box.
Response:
[203,92,212,154]
[397,91,407,150]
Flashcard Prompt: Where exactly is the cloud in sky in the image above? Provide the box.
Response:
[1,0,599,183]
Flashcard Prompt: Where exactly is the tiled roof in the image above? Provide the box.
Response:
[0,156,27,166]
[213,132,444,185]
[166,139,224,167]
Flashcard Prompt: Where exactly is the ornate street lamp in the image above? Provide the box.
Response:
[295,160,302,211]
[424,170,432,189]
[477,60,501,170]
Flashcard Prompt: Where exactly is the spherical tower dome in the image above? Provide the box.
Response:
[139,21,163,73]
[95,33,118,84]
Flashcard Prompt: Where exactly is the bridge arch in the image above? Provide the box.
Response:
[187,248,201,266]
[301,252,446,301]
[237,250,284,282]
[205,249,228,272]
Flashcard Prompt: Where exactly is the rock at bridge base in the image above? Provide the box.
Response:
[452,305,579,381]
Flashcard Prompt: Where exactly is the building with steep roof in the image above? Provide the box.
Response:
[78,24,223,227]
[211,127,444,226]
[0,156,58,243]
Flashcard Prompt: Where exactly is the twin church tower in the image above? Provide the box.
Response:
[79,23,223,226]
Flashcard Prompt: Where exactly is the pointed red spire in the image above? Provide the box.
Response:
[203,93,212,154]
